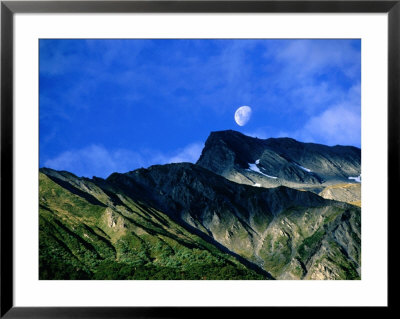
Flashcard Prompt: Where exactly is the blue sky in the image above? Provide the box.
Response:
[40,39,361,178]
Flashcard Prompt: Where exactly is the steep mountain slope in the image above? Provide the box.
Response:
[39,161,361,280]
[39,131,361,280]
[196,130,361,191]
[104,163,360,279]
[39,170,267,280]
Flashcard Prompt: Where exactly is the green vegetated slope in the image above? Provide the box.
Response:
[40,164,361,280]
[39,172,266,280]
[256,205,360,279]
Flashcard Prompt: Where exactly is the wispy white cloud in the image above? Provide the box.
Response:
[296,103,361,147]
[40,40,150,77]
[259,40,360,113]
[167,143,204,164]
[44,145,142,178]
[287,84,361,146]
[43,142,204,178]
[248,40,361,146]
[270,39,360,81]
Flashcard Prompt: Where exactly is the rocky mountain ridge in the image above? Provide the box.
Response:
[197,130,361,191]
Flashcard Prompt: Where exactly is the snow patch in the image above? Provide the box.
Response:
[255,159,260,164]
[295,163,312,173]
[247,163,278,179]
[348,175,361,183]
[254,183,261,187]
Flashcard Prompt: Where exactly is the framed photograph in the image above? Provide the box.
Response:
[1,0,396,317]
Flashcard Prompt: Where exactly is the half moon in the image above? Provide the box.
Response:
[234,106,252,126]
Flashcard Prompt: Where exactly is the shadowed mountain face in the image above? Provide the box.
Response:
[40,157,361,279]
[196,130,361,190]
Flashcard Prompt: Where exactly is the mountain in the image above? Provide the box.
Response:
[39,169,267,280]
[39,130,361,280]
[40,158,361,279]
[105,163,360,279]
[197,130,361,192]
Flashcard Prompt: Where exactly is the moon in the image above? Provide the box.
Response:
[234,106,252,126]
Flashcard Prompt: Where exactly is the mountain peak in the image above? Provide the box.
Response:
[208,129,248,138]
[197,131,361,189]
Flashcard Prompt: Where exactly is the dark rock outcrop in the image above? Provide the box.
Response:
[196,130,361,190]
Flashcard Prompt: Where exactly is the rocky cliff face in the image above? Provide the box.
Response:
[197,130,361,190]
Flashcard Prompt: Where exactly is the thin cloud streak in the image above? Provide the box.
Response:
[43,142,204,178]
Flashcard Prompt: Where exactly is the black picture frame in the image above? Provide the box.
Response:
[1,0,396,317]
